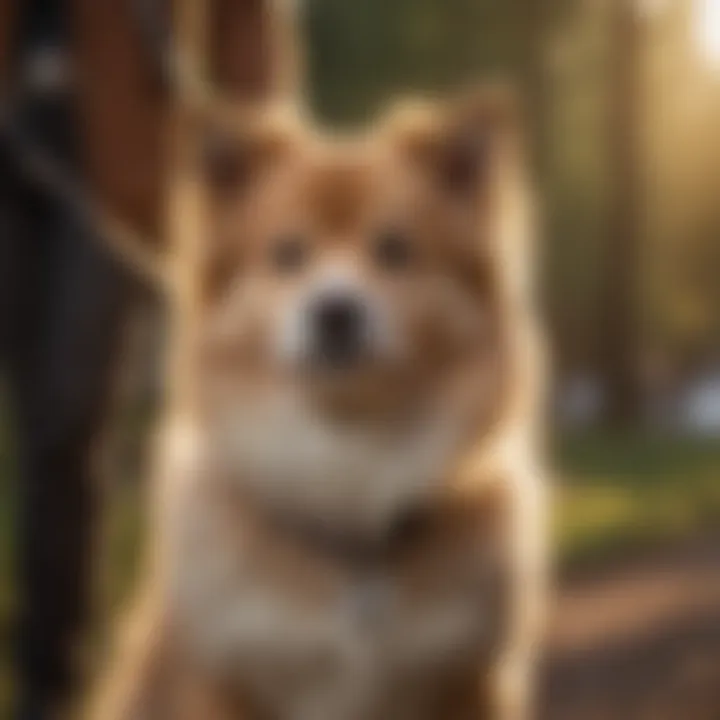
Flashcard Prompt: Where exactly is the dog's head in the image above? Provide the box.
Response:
[194,88,529,522]
[198,88,523,414]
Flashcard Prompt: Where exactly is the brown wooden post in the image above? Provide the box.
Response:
[212,0,303,101]
[72,2,166,238]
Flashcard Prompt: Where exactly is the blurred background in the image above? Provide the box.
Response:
[0,0,719,718]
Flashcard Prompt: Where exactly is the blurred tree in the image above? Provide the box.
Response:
[521,0,550,176]
[600,0,644,425]
[644,0,720,372]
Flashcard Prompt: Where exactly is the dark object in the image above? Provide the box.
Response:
[2,154,126,713]
[13,693,59,720]
[311,292,367,367]
[0,0,128,713]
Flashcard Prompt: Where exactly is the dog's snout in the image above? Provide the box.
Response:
[317,296,361,339]
[312,294,366,366]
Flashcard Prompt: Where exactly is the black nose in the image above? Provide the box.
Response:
[312,294,366,366]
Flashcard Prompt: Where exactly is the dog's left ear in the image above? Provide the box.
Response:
[439,85,521,197]
[391,84,522,200]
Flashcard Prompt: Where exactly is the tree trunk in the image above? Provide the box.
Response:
[601,0,644,426]
[522,0,548,181]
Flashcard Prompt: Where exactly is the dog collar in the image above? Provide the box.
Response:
[268,503,433,569]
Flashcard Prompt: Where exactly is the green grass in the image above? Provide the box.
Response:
[0,424,719,716]
[555,433,720,566]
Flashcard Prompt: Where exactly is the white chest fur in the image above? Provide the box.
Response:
[205,387,475,536]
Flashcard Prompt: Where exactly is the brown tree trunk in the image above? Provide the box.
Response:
[601,0,644,426]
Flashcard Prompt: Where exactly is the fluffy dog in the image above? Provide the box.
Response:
[93,86,548,720]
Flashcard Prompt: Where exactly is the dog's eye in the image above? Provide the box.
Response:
[374,229,413,271]
[271,234,308,272]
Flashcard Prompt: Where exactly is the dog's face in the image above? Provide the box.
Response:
[196,90,522,524]
[200,92,516,417]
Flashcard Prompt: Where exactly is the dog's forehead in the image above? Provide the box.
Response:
[269,138,419,234]
[304,153,377,232]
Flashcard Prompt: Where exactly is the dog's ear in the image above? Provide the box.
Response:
[389,85,534,304]
[192,104,298,302]
[438,84,521,198]
[196,103,298,198]
[390,84,521,200]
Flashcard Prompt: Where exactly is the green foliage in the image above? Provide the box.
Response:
[306,0,533,125]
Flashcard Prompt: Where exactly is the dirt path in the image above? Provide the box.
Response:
[541,537,720,720]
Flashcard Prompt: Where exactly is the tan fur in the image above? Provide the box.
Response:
[93,86,548,720]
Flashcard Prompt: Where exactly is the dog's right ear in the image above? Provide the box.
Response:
[387,84,521,203]
[195,103,298,198]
